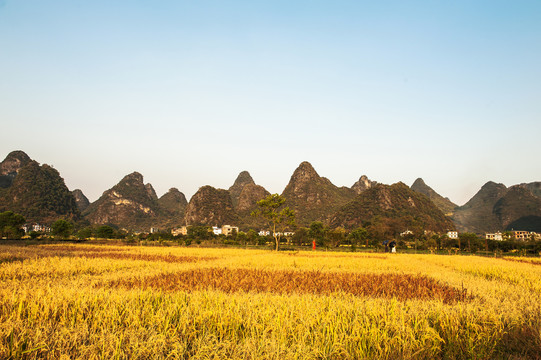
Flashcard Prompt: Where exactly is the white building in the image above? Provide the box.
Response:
[212,226,222,235]
[447,231,458,239]
[29,224,51,233]
[485,232,503,241]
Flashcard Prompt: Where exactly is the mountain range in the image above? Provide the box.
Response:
[1,150,540,234]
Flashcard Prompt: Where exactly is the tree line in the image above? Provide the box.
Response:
[3,200,541,255]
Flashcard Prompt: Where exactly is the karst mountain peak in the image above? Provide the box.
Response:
[352,175,376,195]
[289,161,321,183]
[229,171,256,209]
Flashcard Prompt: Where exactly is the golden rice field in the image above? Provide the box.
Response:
[1,243,540,359]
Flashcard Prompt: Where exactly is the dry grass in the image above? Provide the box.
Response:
[110,268,470,304]
[0,244,215,263]
[289,252,388,260]
[503,256,541,266]
[79,252,216,263]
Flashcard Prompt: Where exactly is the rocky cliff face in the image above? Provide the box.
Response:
[450,181,541,233]
[83,172,160,230]
[237,184,269,212]
[229,171,255,208]
[0,160,79,223]
[331,182,455,232]
[493,186,541,232]
[145,183,158,201]
[184,186,238,226]
[411,178,457,215]
[157,188,188,227]
[236,183,270,229]
[82,173,191,230]
[0,151,31,188]
[452,182,508,233]
[351,175,376,195]
[520,182,541,199]
[226,171,271,229]
[72,189,90,212]
[281,162,356,226]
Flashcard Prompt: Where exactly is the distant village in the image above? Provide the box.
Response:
[169,225,294,238]
[17,222,541,244]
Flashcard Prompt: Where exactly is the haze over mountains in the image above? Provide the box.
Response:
[1,150,540,234]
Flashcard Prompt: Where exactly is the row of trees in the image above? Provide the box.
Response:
[3,197,541,255]
[0,212,125,241]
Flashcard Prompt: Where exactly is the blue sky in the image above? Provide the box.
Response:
[1,0,540,205]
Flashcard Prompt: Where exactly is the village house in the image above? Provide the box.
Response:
[262,231,295,238]
[485,232,503,241]
[484,231,540,241]
[513,230,530,241]
[171,226,189,236]
[212,226,222,235]
[512,231,540,241]
[171,225,240,237]
[23,224,51,233]
[447,231,459,239]
[221,225,239,236]
[400,229,413,237]
[209,225,240,236]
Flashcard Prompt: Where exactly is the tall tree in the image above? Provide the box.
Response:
[459,232,481,253]
[96,225,115,239]
[0,211,25,239]
[329,227,347,247]
[51,219,74,239]
[252,194,295,251]
[348,227,368,247]
[309,221,328,247]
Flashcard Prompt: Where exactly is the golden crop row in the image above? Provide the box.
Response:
[109,267,470,304]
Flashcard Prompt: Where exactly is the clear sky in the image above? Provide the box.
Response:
[1,0,540,205]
